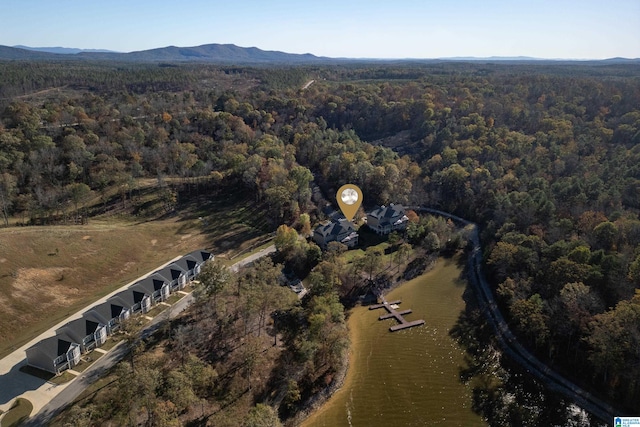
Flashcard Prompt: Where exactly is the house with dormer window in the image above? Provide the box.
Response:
[366,204,408,235]
[313,220,358,249]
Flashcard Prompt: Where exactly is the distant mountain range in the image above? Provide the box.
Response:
[437,56,640,63]
[0,44,638,64]
[13,45,118,55]
[0,43,325,63]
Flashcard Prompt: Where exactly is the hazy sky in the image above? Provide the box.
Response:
[2,0,639,59]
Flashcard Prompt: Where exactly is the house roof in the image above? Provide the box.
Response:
[154,263,187,281]
[55,331,80,349]
[119,285,152,304]
[314,220,356,238]
[129,281,155,297]
[107,293,136,310]
[173,255,198,272]
[27,335,73,358]
[321,205,346,221]
[368,203,406,220]
[131,272,170,294]
[56,317,100,340]
[84,302,121,323]
[187,249,213,263]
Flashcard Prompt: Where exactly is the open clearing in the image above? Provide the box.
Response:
[0,219,208,357]
[0,190,271,358]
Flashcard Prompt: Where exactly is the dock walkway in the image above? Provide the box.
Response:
[369,297,425,332]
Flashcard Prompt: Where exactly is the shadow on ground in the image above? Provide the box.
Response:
[0,361,46,409]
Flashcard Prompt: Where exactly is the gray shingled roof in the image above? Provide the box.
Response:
[131,272,169,295]
[314,220,355,238]
[173,255,198,273]
[187,249,213,263]
[27,335,72,359]
[84,301,123,323]
[106,293,135,311]
[368,204,405,220]
[56,317,100,341]
[155,263,187,282]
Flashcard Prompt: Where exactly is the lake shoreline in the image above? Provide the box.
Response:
[294,255,444,427]
[288,344,351,426]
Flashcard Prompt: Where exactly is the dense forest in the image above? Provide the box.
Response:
[2,59,640,423]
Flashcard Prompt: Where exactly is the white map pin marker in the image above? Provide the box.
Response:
[336,184,363,222]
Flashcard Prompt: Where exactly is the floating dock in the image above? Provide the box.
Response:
[369,298,425,332]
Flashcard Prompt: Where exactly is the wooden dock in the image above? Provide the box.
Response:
[369,297,425,332]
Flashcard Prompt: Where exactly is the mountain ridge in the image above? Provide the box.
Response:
[13,45,117,54]
[0,43,325,64]
[1,44,638,64]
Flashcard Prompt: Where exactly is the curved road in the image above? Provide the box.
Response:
[414,207,620,423]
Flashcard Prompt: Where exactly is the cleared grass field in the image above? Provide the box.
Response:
[0,188,271,359]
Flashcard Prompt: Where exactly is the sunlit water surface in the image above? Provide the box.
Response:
[302,258,486,427]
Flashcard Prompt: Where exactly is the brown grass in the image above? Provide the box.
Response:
[0,397,33,427]
[0,218,209,358]
[0,187,271,358]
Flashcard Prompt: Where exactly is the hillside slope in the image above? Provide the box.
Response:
[0,43,324,63]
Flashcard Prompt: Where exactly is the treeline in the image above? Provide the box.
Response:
[2,60,640,415]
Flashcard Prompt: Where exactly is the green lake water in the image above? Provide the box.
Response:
[302,257,486,427]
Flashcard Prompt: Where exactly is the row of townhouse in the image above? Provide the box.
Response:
[24,249,213,375]
[313,203,409,249]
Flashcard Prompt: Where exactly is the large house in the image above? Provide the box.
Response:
[313,220,358,249]
[366,204,409,235]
